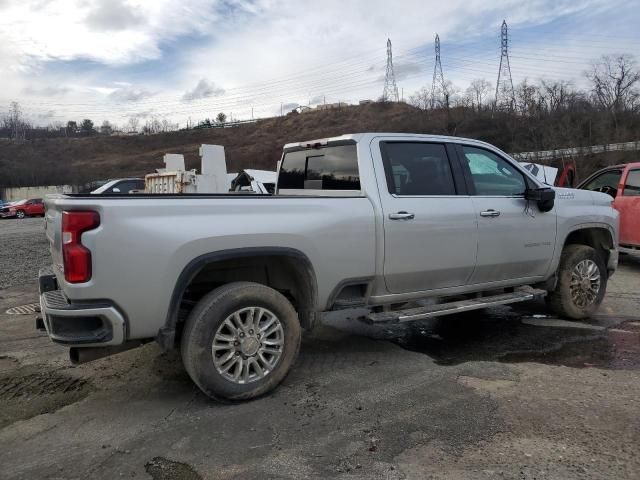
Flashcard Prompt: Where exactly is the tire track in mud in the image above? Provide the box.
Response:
[0,360,94,428]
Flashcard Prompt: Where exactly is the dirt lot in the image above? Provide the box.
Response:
[1,217,639,480]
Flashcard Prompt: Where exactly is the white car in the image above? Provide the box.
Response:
[91,178,145,194]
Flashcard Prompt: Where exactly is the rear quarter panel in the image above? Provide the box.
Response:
[46,195,376,339]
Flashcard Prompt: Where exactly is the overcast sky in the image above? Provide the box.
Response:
[1,0,639,127]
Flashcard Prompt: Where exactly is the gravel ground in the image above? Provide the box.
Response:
[0,218,49,290]
[1,219,639,479]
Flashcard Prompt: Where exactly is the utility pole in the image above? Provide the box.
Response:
[382,38,399,102]
[430,34,448,109]
[495,20,515,111]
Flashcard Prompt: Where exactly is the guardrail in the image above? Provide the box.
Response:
[512,141,640,160]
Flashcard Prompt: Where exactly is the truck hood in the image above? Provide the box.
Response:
[552,187,612,207]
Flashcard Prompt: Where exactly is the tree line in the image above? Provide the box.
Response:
[0,105,229,140]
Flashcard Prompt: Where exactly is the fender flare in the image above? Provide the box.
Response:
[157,247,318,350]
[548,222,617,276]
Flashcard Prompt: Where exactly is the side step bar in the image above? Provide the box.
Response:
[365,286,547,324]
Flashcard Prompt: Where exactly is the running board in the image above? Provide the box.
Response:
[365,287,547,324]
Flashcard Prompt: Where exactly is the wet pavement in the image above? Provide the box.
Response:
[323,255,640,372]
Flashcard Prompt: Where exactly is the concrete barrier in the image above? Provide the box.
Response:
[1,185,75,202]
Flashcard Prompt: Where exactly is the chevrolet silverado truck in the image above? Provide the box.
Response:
[39,133,619,401]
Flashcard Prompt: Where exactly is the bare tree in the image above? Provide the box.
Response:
[408,86,431,110]
[540,79,572,112]
[100,120,113,135]
[515,80,542,116]
[586,54,640,125]
[3,101,29,140]
[126,117,140,133]
[466,79,492,111]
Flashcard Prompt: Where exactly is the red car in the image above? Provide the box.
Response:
[578,162,640,255]
[0,198,45,219]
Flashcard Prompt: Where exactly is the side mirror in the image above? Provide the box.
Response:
[525,187,555,212]
[111,188,121,193]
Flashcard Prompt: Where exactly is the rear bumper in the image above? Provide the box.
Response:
[38,267,126,346]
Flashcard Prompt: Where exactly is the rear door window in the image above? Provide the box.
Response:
[380,142,457,195]
[278,145,360,191]
[623,170,640,196]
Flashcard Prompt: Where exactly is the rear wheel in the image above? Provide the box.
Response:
[16,210,26,219]
[547,244,607,319]
[181,282,301,401]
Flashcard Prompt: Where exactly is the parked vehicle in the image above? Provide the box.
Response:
[0,198,45,218]
[39,133,619,401]
[578,162,640,255]
[520,159,577,188]
[91,178,145,194]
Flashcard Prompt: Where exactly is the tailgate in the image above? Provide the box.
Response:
[44,198,64,278]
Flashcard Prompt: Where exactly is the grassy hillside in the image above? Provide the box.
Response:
[1,102,639,188]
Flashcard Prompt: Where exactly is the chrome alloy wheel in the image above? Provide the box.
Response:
[569,259,601,308]
[211,307,284,384]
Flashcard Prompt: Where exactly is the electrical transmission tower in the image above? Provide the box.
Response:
[382,38,399,102]
[430,34,448,108]
[495,19,515,111]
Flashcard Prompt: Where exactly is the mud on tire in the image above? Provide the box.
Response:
[180,281,301,401]
[547,244,607,320]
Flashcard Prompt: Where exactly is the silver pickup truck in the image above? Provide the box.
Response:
[40,133,619,400]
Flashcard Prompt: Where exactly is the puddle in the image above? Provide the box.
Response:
[324,305,640,370]
[145,457,202,480]
[396,310,640,370]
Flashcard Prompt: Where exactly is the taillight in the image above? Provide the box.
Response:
[62,211,100,283]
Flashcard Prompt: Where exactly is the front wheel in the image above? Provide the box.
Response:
[181,282,301,401]
[16,210,26,219]
[547,244,607,319]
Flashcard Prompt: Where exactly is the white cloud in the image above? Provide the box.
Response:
[22,85,70,97]
[108,86,155,102]
[182,78,225,102]
[0,0,635,125]
[0,0,221,66]
[85,0,145,32]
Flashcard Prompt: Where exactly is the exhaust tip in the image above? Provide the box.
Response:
[69,347,81,365]
[68,341,144,365]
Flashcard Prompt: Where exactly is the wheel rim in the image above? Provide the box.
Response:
[211,307,284,384]
[17,211,24,218]
[569,259,601,308]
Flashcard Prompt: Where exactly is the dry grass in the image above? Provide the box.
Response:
[1,102,638,188]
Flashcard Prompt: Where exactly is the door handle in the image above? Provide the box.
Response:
[389,211,415,220]
[480,209,501,217]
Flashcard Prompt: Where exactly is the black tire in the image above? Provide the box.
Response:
[16,210,26,219]
[547,244,607,320]
[180,281,301,401]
